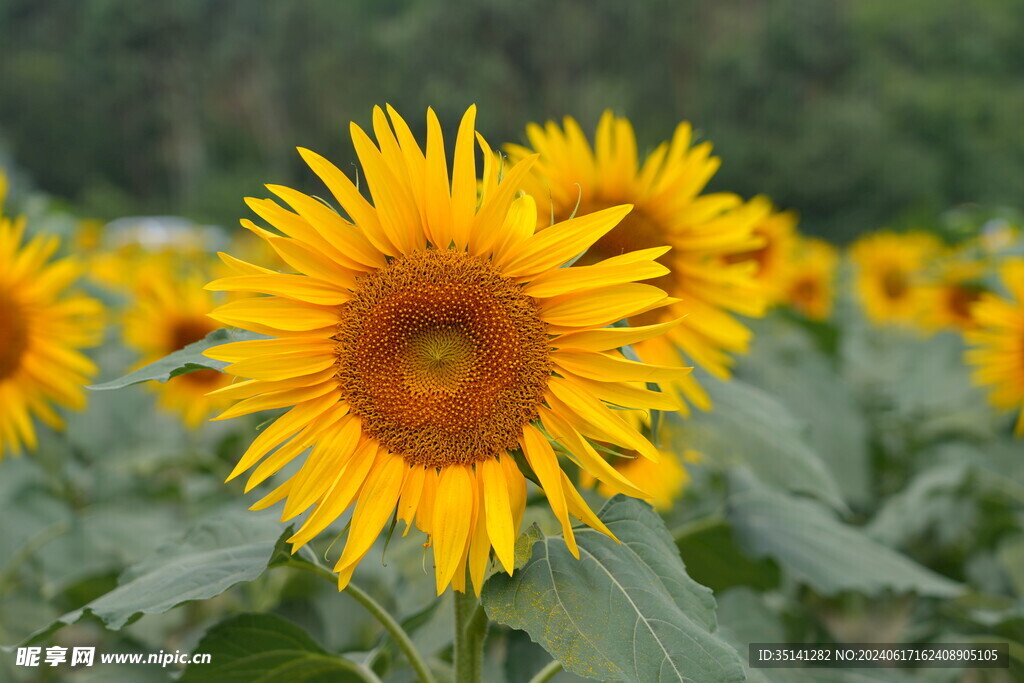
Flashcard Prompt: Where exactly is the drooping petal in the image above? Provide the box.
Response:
[480,456,516,574]
[431,465,476,593]
[520,423,578,558]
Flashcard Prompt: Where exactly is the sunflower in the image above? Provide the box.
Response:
[724,203,799,307]
[849,231,942,326]
[921,256,987,332]
[79,218,218,294]
[0,174,104,459]
[504,112,768,412]
[964,259,1024,436]
[123,267,232,427]
[204,106,686,594]
[781,237,838,321]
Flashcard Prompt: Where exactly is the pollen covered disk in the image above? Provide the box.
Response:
[335,248,551,468]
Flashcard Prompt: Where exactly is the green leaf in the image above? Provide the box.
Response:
[17,508,287,644]
[681,375,847,511]
[36,504,178,590]
[841,328,998,448]
[728,470,962,597]
[675,518,780,592]
[997,535,1024,598]
[180,613,367,683]
[88,328,266,390]
[481,495,745,683]
[865,461,974,549]
[0,459,70,572]
[715,587,785,646]
[513,523,543,570]
[736,317,871,504]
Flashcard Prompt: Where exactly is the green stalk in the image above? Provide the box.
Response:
[453,590,489,683]
[292,559,436,683]
[528,660,563,683]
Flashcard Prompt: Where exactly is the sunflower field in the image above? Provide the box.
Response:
[2,3,1024,683]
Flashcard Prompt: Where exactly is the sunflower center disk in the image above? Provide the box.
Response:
[786,278,819,309]
[882,269,909,299]
[401,326,476,395]
[0,289,29,381]
[170,318,215,351]
[947,285,981,321]
[336,249,551,468]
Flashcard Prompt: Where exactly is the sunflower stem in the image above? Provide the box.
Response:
[290,558,436,683]
[453,590,488,683]
[344,582,437,683]
[528,660,563,683]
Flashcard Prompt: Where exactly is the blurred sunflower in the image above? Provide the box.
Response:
[781,237,838,321]
[77,217,219,294]
[204,106,686,594]
[504,112,768,412]
[922,256,987,332]
[0,174,104,458]
[123,269,231,427]
[964,259,1024,436]
[849,231,941,326]
[724,203,799,307]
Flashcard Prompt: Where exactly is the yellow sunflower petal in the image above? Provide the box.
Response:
[552,317,684,352]
[297,146,397,257]
[538,406,649,499]
[209,298,338,332]
[224,352,337,382]
[501,205,633,278]
[541,283,669,329]
[431,464,476,593]
[551,350,692,384]
[547,377,660,462]
[522,260,669,298]
[450,105,479,248]
[520,423,578,558]
[480,456,516,574]
[397,465,426,535]
[468,492,492,597]
[283,415,364,520]
[334,449,407,573]
[561,470,615,539]
[204,337,335,363]
[227,393,341,480]
[288,439,379,549]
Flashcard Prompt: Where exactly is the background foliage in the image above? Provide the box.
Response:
[2,0,1024,240]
